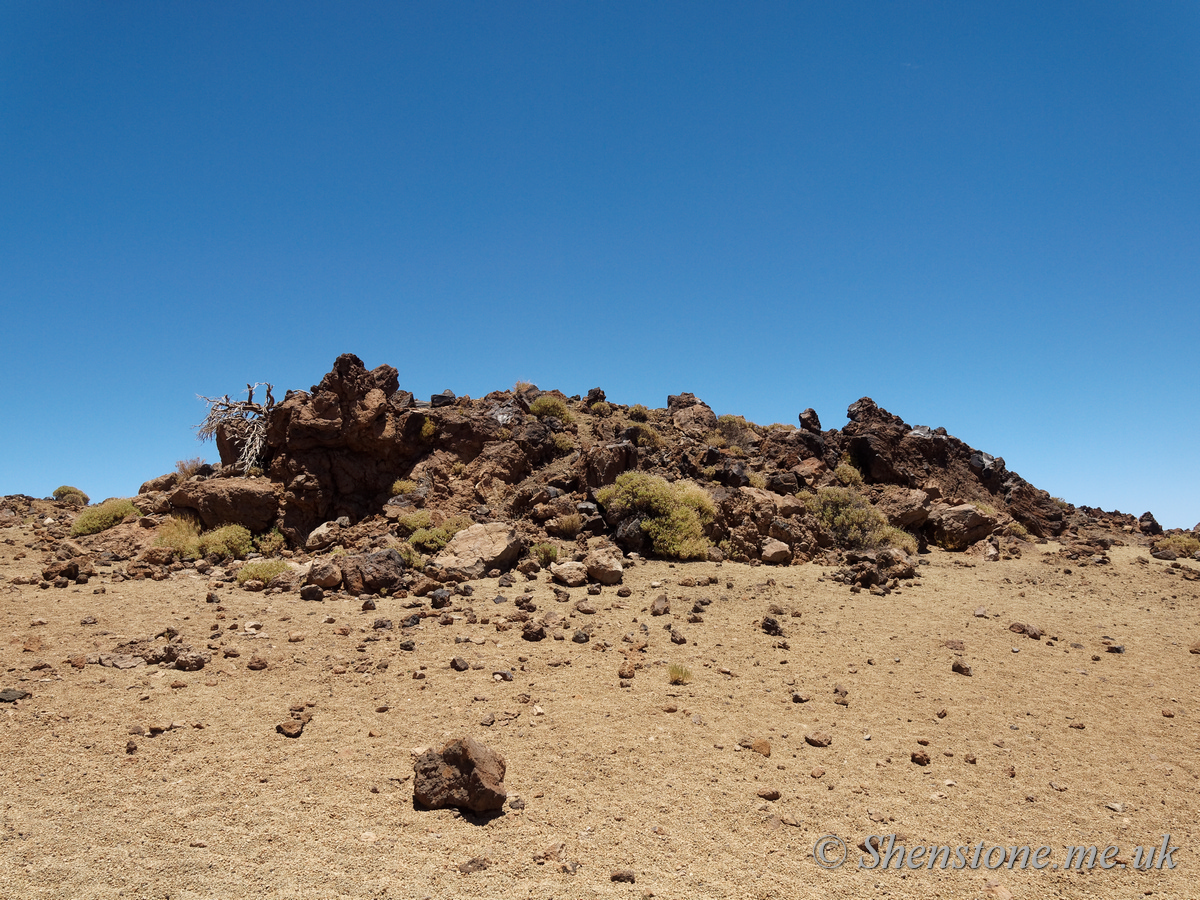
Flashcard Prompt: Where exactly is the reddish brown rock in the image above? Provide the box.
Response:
[170,477,280,532]
[413,736,507,813]
[805,731,832,748]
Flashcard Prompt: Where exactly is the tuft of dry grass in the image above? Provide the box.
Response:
[668,663,692,685]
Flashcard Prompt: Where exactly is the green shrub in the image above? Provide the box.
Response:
[420,418,436,441]
[972,499,998,517]
[1157,534,1200,557]
[71,498,141,536]
[530,542,558,567]
[1052,497,1070,510]
[628,404,649,422]
[53,485,89,507]
[409,527,450,553]
[255,528,286,556]
[442,515,472,537]
[155,515,202,559]
[395,542,424,568]
[451,460,466,476]
[237,558,289,585]
[596,471,714,560]
[747,472,767,489]
[391,478,418,497]
[625,423,663,449]
[716,414,758,451]
[551,432,575,455]
[198,524,254,560]
[804,487,887,551]
[834,462,864,488]
[589,401,612,417]
[529,395,573,423]
[393,508,432,535]
[175,457,205,480]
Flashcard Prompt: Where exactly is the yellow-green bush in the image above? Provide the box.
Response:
[409,527,450,553]
[53,485,89,507]
[628,404,649,422]
[420,418,436,440]
[596,471,714,560]
[1157,534,1200,557]
[237,558,289,585]
[198,524,253,560]
[551,432,575,455]
[390,478,418,497]
[393,509,432,535]
[1004,520,1030,540]
[834,462,864,487]
[255,528,286,556]
[529,395,573,423]
[625,423,663,449]
[71,498,141,536]
[876,525,918,555]
[155,515,202,559]
[802,487,887,551]
[395,542,424,568]
[551,512,583,538]
[589,401,612,417]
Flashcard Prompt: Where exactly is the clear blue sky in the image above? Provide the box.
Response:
[2,2,1197,528]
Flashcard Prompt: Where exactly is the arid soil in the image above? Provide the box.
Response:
[1,505,1197,900]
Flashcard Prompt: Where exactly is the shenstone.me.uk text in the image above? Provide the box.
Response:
[811,834,1178,871]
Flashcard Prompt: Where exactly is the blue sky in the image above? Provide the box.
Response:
[1,2,1197,528]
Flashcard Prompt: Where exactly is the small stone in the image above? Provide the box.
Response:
[1106,644,1125,654]
[650,595,669,616]
[277,720,303,738]
[965,753,977,764]
[1162,709,1175,718]
[936,708,947,718]
[951,660,972,676]
[170,680,187,690]
[669,626,686,645]
[911,749,930,766]
[757,788,780,801]
[617,659,635,679]
[361,598,376,611]
[571,629,590,644]
[0,689,31,702]
[804,731,832,748]
[450,657,469,672]
[610,869,636,883]
[1105,801,1124,813]
[974,606,987,617]
[458,856,491,874]
[247,656,268,671]
[125,740,137,754]
[288,631,306,643]
[810,767,824,778]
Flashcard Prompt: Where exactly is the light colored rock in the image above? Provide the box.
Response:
[170,477,280,532]
[761,539,792,565]
[305,522,341,552]
[434,524,522,579]
[549,560,588,587]
[584,546,624,585]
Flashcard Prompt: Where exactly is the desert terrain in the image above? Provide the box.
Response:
[1,355,1198,899]
[1,502,1197,900]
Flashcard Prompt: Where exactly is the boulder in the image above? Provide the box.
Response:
[798,408,822,432]
[549,561,588,587]
[413,736,507,813]
[925,503,998,550]
[139,473,179,495]
[339,549,407,595]
[875,487,931,529]
[584,546,624,585]
[305,521,341,552]
[761,539,792,565]
[434,524,522,579]
[672,403,718,438]
[1139,512,1163,536]
[307,559,343,589]
[582,442,638,489]
[170,478,280,533]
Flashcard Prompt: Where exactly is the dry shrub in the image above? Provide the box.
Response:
[255,528,286,556]
[1157,534,1200,558]
[530,542,558,567]
[550,513,583,539]
[155,515,202,559]
[668,663,692,685]
[237,559,289,585]
[628,404,650,422]
[175,457,206,480]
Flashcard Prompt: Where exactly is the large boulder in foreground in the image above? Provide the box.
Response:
[433,524,521,579]
[413,737,507,813]
[170,478,280,532]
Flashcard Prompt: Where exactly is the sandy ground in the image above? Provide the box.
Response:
[1,512,1198,900]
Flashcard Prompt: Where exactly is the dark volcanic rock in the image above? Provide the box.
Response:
[339,549,408,596]
[413,736,507,813]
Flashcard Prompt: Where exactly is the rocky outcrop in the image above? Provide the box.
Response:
[170,478,280,532]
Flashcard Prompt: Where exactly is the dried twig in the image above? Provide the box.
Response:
[196,382,275,472]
